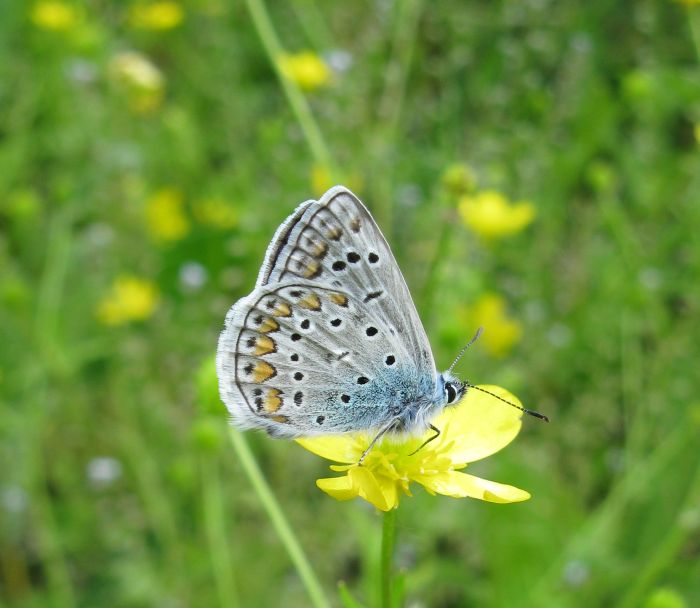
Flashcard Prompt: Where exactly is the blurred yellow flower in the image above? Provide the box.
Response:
[128,1,184,30]
[459,190,535,239]
[31,1,81,30]
[462,293,523,358]
[110,51,165,113]
[278,51,332,91]
[441,163,478,199]
[644,587,688,608]
[193,196,238,229]
[145,187,190,242]
[297,385,530,511]
[310,164,363,198]
[97,275,159,326]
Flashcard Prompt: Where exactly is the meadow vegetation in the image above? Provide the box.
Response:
[1,1,700,606]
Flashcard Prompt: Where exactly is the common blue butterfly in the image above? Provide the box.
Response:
[216,186,545,455]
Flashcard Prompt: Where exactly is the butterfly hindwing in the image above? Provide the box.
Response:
[217,280,430,437]
[257,186,436,375]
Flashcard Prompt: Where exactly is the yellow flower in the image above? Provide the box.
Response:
[441,163,478,199]
[193,196,238,229]
[31,1,81,30]
[97,275,159,326]
[297,385,530,511]
[462,293,522,358]
[145,187,190,242]
[278,51,332,91]
[110,51,165,113]
[458,190,535,239]
[128,1,184,30]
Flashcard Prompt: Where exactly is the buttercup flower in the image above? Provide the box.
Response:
[97,275,159,325]
[461,293,523,358]
[109,51,165,113]
[278,51,332,91]
[31,1,81,31]
[297,385,530,511]
[145,187,190,242]
[459,190,535,239]
[441,163,478,199]
[128,1,184,30]
[193,196,238,229]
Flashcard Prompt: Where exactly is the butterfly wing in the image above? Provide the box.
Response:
[256,186,436,374]
[217,280,435,437]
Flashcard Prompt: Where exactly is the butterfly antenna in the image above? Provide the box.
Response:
[448,326,484,373]
[465,383,549,422]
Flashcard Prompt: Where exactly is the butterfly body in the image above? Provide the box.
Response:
[217,186,465,439]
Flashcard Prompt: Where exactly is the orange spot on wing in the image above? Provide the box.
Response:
[311,241,328,258]
[263,388,283,412]
[302,260,322,279]
[259,317,279,333]
[298,293,321,311]
[254,335,276,356]
[326,227,342,240]
[252,361,277,383]
[330,293,348,307]
[271,302,291,317]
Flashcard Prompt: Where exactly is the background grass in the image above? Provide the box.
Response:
[2,1,700,606]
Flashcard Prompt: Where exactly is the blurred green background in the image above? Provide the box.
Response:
[2,1,700,606]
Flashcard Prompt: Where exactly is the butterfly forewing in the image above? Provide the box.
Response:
[257,186,435,375]
[217,280,425,437]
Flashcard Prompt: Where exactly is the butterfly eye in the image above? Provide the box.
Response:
[445,382,457,404]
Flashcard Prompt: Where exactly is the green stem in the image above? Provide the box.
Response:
[33,450,77,608]
[244,0,336,174]
[376,0,424,138]
[528,422,693,605]
[227,428,331,608]
[380,509,397,608]
[419,216,454,321]
[688,6,700,64]
[369,0,424,233]
[31,211,76,608]
[614,449,700,608]
[201,456,240,608]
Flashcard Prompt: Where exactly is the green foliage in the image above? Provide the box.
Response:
[2,0,700,606]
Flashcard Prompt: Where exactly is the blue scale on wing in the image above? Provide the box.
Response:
[219,280,417,437]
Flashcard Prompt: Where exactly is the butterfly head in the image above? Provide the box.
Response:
[439,371,466,407]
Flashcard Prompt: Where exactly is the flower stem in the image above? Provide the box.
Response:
[200,456,240,608]
[244,0,336,174]
[227,428,331,608]
[380,509,397,608]
[688,6,700,64]
[419,215,454,321]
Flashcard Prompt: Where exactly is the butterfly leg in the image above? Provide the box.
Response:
[408,424,441,456]
[358,418,401,465]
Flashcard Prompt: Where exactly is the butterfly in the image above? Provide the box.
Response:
[216,186,545,457]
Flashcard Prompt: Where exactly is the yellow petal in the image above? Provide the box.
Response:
[350,467,395,511]
[295,435,363,463]
[316,476,357,501]
[415,471,530,503]
[433,385,524,464]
